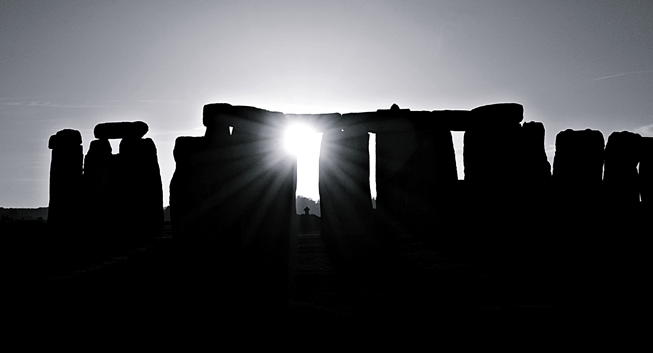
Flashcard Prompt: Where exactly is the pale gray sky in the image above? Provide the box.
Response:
[1,0,652,207]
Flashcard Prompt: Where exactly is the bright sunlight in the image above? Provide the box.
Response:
[284,123,323,200]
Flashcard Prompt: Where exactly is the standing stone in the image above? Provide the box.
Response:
[463,104,523,255]
[169,136,207,238]
[552,128,605,229]
[604,131,642,218]
[552,129,605,183]
[520,121,552,182]
[82,139,115,235]
[514,122,552,270]
[640,137,653,213]
[319,126,376,271]
[119,137,164,238]
[376,126,417,236]
[376,122,457,240]
[551,128,605,223]
[47,129,83,234]
[551,128,606,310]
[406,127,458,237]
[171,104,295,310]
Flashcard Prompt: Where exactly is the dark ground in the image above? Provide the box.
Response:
[0,225,639,347]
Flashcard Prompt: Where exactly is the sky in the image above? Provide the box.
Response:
[1,0,652,208]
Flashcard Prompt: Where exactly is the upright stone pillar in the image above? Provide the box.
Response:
[169,136,207,238]
[520,121,552,182]
[376,127,417,235]
[172,103,295,309]
[119,137,164,237]
[48,129,83,234]
[376,122,458,241]
[640,137,653,214]
[551,128,605,231]
[603,131,642,230]
[83,139,115,235]
[510,121,552,270]
[319,126,375,271]
[552,128,605,310]
[463,103,523,254]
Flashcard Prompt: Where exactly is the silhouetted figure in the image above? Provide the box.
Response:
[304,207,310,216]
[47,129,83,235]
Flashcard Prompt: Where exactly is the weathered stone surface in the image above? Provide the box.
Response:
[47,129,83,234]
[94,121,148,140]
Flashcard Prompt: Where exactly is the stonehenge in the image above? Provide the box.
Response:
[48,121,163,239]
[48,102,652,294]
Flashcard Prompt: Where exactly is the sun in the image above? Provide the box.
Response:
[284,123,318,156]
[283,123,323,200]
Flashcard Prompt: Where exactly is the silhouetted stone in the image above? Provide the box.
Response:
[119,137,164,237]
[94,121,148,140]
[604,131,642,210]
[169,136,207,237]
[553,129,605,182]
[170,104,296,306]
[82,139,115,234]
[47,129,83,234]
[640,137,653,212]
[48,129,82,149]
[551,128,606,309]
[520,121,552,181]
[462,105,525,258]
[320,127,376,271]
[470,103,524,126]
[376,124,457,240]
[376,128,415,234]
[202,103,285,141]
